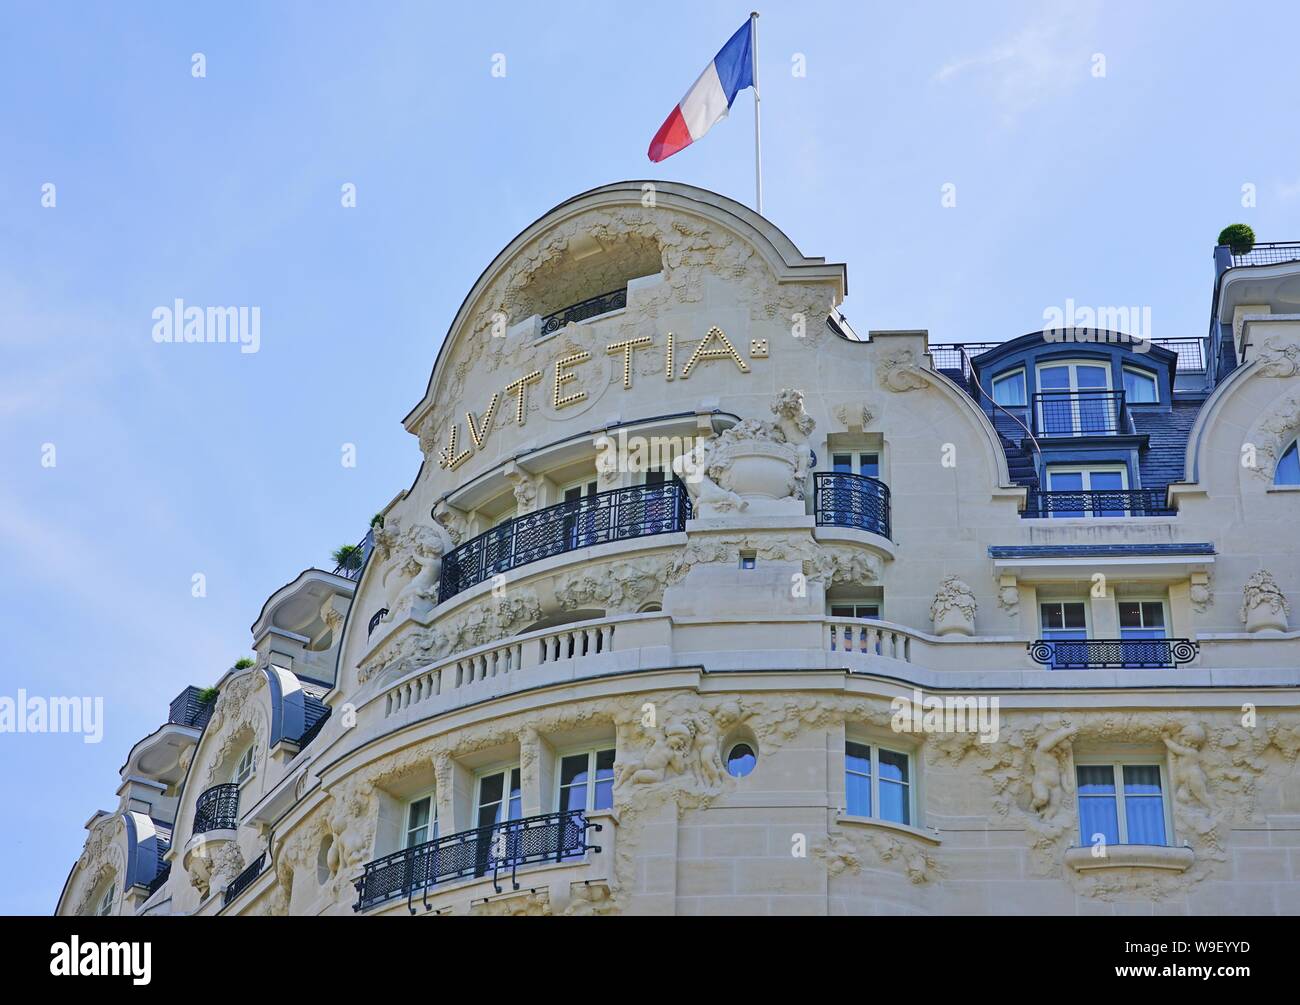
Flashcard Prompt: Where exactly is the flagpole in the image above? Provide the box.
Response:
[750,11,763,215]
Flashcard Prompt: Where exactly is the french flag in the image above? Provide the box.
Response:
[648,19,755,163]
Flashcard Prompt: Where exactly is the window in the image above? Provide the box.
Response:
[96,885,114,916]
[563,479,599,548]
[725,743,757,777]
[1118,601,1167,640]
[1040,601,1088,639]
[232,745,255,786]
[832,452,880,478]
[1122,367,1158,404]
[739,553,756,570]
[1037,361,1112,435]
[557,748,615,813]
[831,603,880,620]
[991,369,1027,408]
[1076,762,1168,846]
[1045,466,1128,517]
[474,765,523,877]
[844,741,911,825]
[644,467,667,486]
[405,793,437,848]
[1276,440,1300,486]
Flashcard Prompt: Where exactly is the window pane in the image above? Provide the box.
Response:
[832,454,852,473]
[846,770,871,817]
[1122,764,1162,795]
[1125,797,1166,844]
[1048,470,1084,492]
[1118,602,1140,627]
[1041,603,1064,630]
[726,744,756,777]
[831,605,855,618]
[879,780,909,824]
[1123,369,1157,403]
[1088,471,1124,491]
[1076,365,1108,388]
[878,748,909,785]
[407,798,430,832]
[595,749,616,774]
[559,782,587,812]
[1076,765,1115,794]
[559,754,590,788]
[1277,442,1300,486]
[1079,796,1120,846]
[1039,366,1071,389]
[1142,602,1164,627]
[845,742,872,775]
[993,372,1026,406]
[593,779,614,811]
[1062,603,1086,629]
[479,773,503,805]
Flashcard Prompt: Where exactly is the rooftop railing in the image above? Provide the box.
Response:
[813,471,891,539]
[353,809,602,913]
[438,480,690,603]
[168,686,216,730]
[1028,638,1198,670]
[331,530,373,581]
[193,783,240,835]
[539,287,627,337]
[1226,241,1300,268]
[1022,489,1174,518]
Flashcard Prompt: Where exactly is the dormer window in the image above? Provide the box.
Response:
[991,369,1026,408]
[1122,366,1158,404]
[232,745,256,786]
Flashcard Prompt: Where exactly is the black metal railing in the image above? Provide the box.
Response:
[1028,638,1198,669]
[193,783,240,834]
[1149,337,1206,373]
[1227,241,1300,268]
[539,288,627,337]
[144,862,171,897]
[438,480,690,603]
[1032,389,1128,437]
[928,342,1001,383]
[1022,489,1174,518]
[368,608,388,637]
[353,809,602,913]
[813,471,891,538]
[331,530,373,580]
[222,852,265,908]
[168,686,216,730]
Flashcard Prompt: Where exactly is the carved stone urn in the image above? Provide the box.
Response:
[1240,570,1290,633]
[930,576,977,637]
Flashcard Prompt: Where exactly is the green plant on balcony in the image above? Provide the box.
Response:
[332,543,364,571]
[196,686,219,704]
[370,513,384,530]
[231,657,255,671]
[1218,223,1256,255]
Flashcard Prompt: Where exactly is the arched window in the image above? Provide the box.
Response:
[96,884,115,916]
[232,745,256,786]
[1276,440,1300,486]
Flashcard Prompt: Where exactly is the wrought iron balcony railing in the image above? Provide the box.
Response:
[353,809,602,913]
[1022,489,1174,518]
[1226,241,1300,269]
[193,783,240,835]
[438,480,690,603]
[331,529,373,581]
[1032,389,1128,437]
[1028,638,1198,670]
[222,852,265,908]
[144,862,171,896]
[813,471,891,539]
[539,288,627,337]
[368,608,388,637]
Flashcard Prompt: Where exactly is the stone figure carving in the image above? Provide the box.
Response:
[504,469,542,513]
[996,579,1021,616]
[563,882,617,916]
[870,832,938,884]
[554,556,672,613]
[816,831,862,877]
[325,780,375,887]
[614,721,691,787]
[1248,393,1300,481]
[1240,569,1290,632]
[672,436,746,514]
[1189,574,1213,613]
[1163,724,1213,810]
[384,520,458,623]
[877,349,930,392]
[929,575,977,636]
[1028,717,1077,818]
[1256,336,1300,378]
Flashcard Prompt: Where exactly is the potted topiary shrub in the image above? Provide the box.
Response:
[1218,223,1256,256]
[332,543,364,572]
[231,657,255,671]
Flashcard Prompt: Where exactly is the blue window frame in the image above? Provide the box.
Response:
[1076,763,1168,846]
[1276,441,1300,486]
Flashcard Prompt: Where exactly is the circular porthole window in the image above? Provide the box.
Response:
[725,742,757,777]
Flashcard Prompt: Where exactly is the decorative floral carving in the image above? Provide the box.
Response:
[205,669,268,782]
[1256,336,1300,378]
[815,831,862,877]
[833,401,874,430]
[563,881,619,916]
[929,575,977,636]
[996,579,1020,616]
[554,556,673,613]
[470,890,551,916]
[1240,569,1290,632]
[1190,573,1213,613]
[504,469,542,513]
[868,832,940,884]
[1246,392,1300,481]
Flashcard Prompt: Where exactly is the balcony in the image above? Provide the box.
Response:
[331,530,373,581]
[539,287,627,337]
[438,480,690,603]
[1032,389,1128,438]
[1022,489,1174,518]
[1224,241,1300,269]
[222,852,265,908]
[193,783,240,834]
[1027,638,1198,670]
[813,471,891,539]
[168,686,216,730]
[353,809,602,912]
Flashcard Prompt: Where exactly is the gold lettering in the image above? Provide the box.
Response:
[438,424,472,470]
[466,392,498,449]
[506,370,543,425]
[553,350,591,409]
[606,336,654,390]
[665,331,674,382]
[680,325,750,378]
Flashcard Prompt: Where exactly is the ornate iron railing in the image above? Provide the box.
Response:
[1032,389,1128,437]
[368,608,389,637]
[331,530,373,581]
[193,783,240,834]
[295,707,330,749]
[222,852,265,908]
[353,809,602,912]
[539,288,627,336]
[813,471,891,538]
[1028,638,1198,669]
[1022,489,1174,518]
[438,480,690,602]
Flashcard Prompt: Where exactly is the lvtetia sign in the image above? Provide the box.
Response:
[437,326,770,470]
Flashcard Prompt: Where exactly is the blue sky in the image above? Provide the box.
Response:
[3,0,1299,914]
